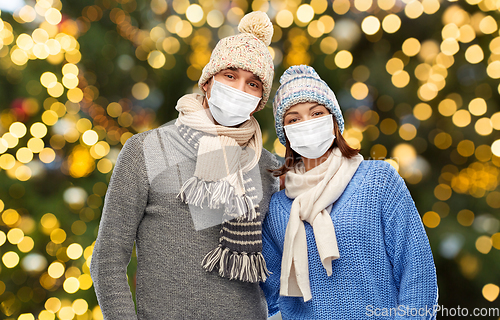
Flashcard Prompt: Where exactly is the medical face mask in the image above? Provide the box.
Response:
[284,114,335,159]
[207,79,262,127]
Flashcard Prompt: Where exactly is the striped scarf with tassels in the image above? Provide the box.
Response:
[175,93,269,283]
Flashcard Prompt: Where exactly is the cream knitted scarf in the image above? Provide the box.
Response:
[281,148,363,301]
[175,93,269,282]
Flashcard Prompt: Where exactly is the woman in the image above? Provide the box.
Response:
[261,65,438,319]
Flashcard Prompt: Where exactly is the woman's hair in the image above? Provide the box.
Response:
[271,115,360,177]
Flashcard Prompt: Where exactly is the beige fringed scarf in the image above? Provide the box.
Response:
[175,93,269,283]
[281,148,363,301]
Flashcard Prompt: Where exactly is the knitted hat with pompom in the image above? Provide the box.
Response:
[273,65,345,146]
[198,11,274,111]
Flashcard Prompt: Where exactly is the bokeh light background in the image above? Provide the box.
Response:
[0,0,500,319]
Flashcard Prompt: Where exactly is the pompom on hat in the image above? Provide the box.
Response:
[273,65,345,146]
[198,11,274,111]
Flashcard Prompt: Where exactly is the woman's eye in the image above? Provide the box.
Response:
[313,111,324,116]
[287,118,298,124]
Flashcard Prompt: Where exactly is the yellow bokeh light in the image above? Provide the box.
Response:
[16,147,34,164]
[50,228,66,244]
[392,70,410,88]
[18,313,35,320]
[405,0,424,19]
[47,82,64,97]
[491,112,500,130]
[16,165,32,181]
[82,130,99,146]
[7,228,24,244]
[333,0,350,14]
[465,44,483,64]
[361,16,380,35]
[458,24,475,43]
[206,10,224,28]
[67,243,83,260]
[402,38,420,56]
[0,153,16,170]
[296,4,315,23]
[307,20,325,38]
[62,74,79,89]
[482,284,499,302]
[63,277,80,294]
[31,122,48,138]
[40,72,57,88]
[45,8,62,25]
[479,15,498,34]
[413,103,432,121]
[378,0,395,10]
[67,88,83,103]
[175,20,193,38]
[97,158,113,174]
[132,82,150,100]
[399,123,417,140]
[335,50,353,69]
[9,122,27,138]
[32,28,49,44]
[475,118,492,136]
[382,14,401,34]
[39,148,56,163]
[58,306,75,320]
[441,38,459,56]
[468,98,487,116]
[487,61,500,79]
[72,299,89,315]
[45,297,62,313]
[42,110,59,126]
[452,109,471,127]
[422,211,440,228]
[438,98,457,117]
[319,15,334,33]
[476,235,492,254]
[457,140,475,157]
[457,209,474,226]
[2,251,20,268]
[351,82,369,100]
[18,236,34,253]
[434,132,452,149]
[442,23,459,40]
[186,4,203,23]
[48,261,65,279]
[422,0,440,14]
[19,5,37,23]
[2,209,20,226]
[380,118,398,135]
[386,58,404,75]
[17,33,34,50]
[147,50,166,69]
[354,0,373,12]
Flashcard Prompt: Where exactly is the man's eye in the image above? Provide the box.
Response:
[226,74,234,79]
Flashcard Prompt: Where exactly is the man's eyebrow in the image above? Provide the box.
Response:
[250,74,261,82]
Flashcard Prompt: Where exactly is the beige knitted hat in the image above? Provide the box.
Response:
[198,11,274,111]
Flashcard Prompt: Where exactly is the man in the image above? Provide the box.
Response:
[90,11,279,320]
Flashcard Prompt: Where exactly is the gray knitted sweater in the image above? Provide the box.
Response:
[90,122,279,320]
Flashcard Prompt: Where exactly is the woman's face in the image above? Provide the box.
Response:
[283,102,330,126]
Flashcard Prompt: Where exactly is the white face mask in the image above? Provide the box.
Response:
[284,114,335,159]
[207,78,261,127]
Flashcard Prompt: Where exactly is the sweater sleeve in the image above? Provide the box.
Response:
[260,198,282,318]
[90,135,149,320]
[382,169,438,320]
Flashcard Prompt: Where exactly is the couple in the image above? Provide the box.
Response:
[90,11,438,320]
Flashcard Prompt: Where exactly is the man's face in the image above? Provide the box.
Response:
[202,68,263,114]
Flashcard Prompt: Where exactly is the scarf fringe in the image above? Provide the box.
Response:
[201,246,270,283]
[178,177,257,221]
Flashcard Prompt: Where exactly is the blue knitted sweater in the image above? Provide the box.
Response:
[260,160,438,320]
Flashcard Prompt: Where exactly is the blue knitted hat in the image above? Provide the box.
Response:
[273,65,345,146]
